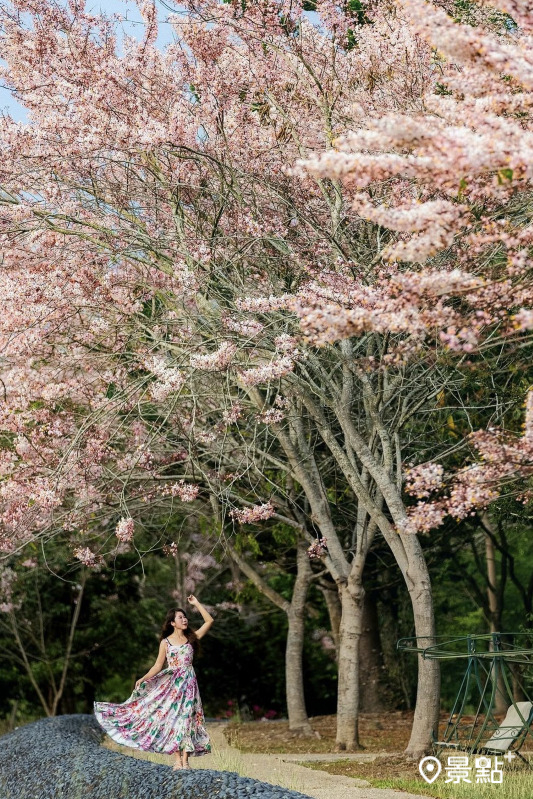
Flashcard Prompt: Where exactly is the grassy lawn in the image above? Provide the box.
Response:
[298,757,533,799]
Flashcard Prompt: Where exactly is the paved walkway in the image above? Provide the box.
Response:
[189,723,428,799]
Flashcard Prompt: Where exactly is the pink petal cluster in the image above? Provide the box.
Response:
[144,356,184,402]
[115,517,135,542]
[239,357,295,386]
[168,481,200,502]
[0,567,21,613]
[353,197,466,263]
[525,389,533,440]
[256,408,286,424]
[274,334,300,356]
[230,501,275,524]
[182,552,217,593]
[399,503,446,535]
[73,547,104,568]
[400,427,533,533]
[215,601,243,612]
[190,341,237,371]
[223,403,244,425]
[223,316,264,338]
[307,538,328,559]
[404,463,444,499]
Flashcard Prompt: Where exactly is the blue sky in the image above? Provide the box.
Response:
[0,1,319,122]
[0,0,178,121]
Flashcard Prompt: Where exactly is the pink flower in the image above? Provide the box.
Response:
[143,356,184,401]
[190,342,237,371]
[169,481,199,502]
[404,463,444,498]
[256,408,285,424]
[230,501,275,523]
[399,503,445,534]
[239,357,295,386]
[73,547,104,568]
[115,517,134,542]
[223,316,264,338]
[223,403,243,424]
[307,537,328,559]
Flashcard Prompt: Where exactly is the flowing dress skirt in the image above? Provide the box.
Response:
[94,641,210,756]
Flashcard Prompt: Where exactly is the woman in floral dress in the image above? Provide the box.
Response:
[94,595,213,769]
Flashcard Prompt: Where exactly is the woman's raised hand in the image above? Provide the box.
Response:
[187,594,199,607]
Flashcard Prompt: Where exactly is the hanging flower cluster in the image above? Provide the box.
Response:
[115,517,135,542]
[404,464,444,499]
[164,481,200,502]
[73,547,104,568]
[230,501,275,523]
[307,538,328,559]
[190,341,237,371]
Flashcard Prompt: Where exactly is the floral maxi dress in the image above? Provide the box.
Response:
[94,638,211,755]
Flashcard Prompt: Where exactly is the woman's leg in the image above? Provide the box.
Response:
[172,750,184,770]
[182,750,190,768]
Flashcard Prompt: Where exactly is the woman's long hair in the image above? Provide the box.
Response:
[160,608,199,654]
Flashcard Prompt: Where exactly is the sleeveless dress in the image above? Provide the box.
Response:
[93,638,211,755]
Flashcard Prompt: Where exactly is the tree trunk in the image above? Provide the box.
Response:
[402,536,441,759]
[335,511,378,751]
[483,519,507,713]
[485,533,501,631]
[8,700,18,731]
[10,611,52,716]
[511,664,526,702]
[319,580,342,658]
[295,392,440,753]
[286,541,314,736]
[336,582,364,751]
[359,592,385,712]
[224,532,313,735]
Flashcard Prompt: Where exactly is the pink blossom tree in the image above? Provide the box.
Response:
[0,0,532,756]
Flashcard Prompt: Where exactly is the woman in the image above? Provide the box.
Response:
[94,595,213,769]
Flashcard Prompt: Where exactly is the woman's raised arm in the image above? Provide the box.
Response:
[187,595,214,640]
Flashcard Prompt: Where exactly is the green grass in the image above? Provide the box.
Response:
[299,759,533,799]
[373,773,533,799]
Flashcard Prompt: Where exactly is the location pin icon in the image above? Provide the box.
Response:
[419,756,442,784]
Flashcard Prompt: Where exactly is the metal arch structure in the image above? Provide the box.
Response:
[397,632,533,761]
